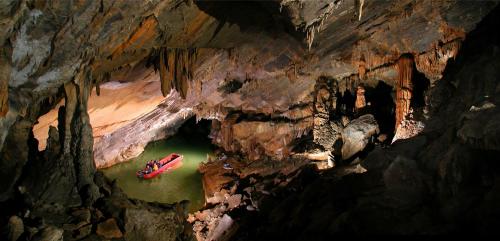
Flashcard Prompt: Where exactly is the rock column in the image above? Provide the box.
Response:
[395,56,413,130]
[313,78,342,152]
[66,75,100,205]
[0,45,10,117]
[354,85,366,112]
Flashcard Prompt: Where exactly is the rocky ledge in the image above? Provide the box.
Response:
[1,172,192,241]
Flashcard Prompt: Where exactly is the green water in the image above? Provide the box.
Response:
[102,135,213,212]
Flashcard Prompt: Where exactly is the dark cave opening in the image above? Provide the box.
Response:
[177,116,213,143]
[337,89,356,118]
[365,81,396,141]
[411,67,430,109]
[218,79,244,95]
[194,0,302,41]
[195,0,284,33]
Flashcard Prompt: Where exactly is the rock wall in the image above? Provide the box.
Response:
[16,78,99,207]
[217,7,500,237]
[2,0,495,168]
[0,1,498,239]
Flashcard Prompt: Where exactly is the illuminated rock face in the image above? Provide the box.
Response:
[395,55,414,130]
[0,1,495,168]
[0,0,499,239]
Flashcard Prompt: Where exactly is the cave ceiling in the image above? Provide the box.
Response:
[0,0,498,149]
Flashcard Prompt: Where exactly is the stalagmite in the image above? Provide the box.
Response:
[395,55,413,130]
[355,85,366,111]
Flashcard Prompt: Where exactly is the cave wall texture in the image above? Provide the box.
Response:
[0,0,500,239]
[230,6,500,236]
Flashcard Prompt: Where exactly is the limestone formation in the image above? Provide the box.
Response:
[395,55,414,130]
[157,48,198,98]
[0,0,499,239]
[96,218,122,239]
[354,85,366,111]
[313,77,341,152]
[0,46,10,117]
[341,114,379,160]
[6,215,24,241]
[31,226,63,241]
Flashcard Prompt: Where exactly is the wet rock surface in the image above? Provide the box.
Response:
[0,171,192,241]
[188,7,500,238]
[1,0,494,171]
[0,0,499,239]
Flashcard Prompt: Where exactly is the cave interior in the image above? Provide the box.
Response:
[1,0,500,240]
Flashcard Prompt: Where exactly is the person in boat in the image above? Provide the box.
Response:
[223,162,233,170]
[219,154,227,161]
[153,162,159,172]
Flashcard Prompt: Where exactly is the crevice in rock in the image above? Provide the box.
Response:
[218,78,245,95]
[411,66,430,109]
[195,0,290,35]
[232,110,309,125]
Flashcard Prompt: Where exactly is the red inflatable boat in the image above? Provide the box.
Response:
[136,153,183,179]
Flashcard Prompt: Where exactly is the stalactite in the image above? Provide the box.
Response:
[303,1,341,50]
[0,46,11,117]
[306,26,315,50]
[395,55,413,130]
[0,84,8,117]
[358,61,366,80]
[157,47,197,98]
[415,39,462,82]
[159,48,171,96]
[358,0,365,21]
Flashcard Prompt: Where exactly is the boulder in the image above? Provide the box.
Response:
[383,156,426,207]
[392,119,425,143]
[227,194,242,210]
[71,208,91,228]
[457,106,500,151]
[207,189,228,205]
[6,215,24,241]
[96,218,122,239]
[206,214,238,241]
[341,114,379,160]
[124,207,184,241]
[74,224,92,240]
[31,226,63,241]
[361,147,390,172]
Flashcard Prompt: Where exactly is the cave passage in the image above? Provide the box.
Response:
[365,81,396,141]
[101,118,214,212]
